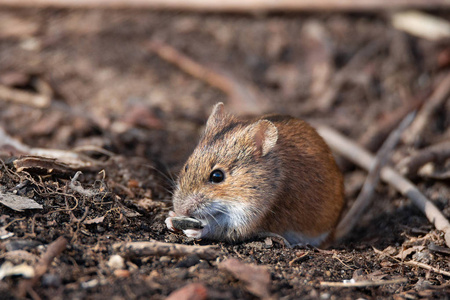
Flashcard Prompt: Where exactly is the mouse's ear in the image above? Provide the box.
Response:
[206,102,225,129]
[253,120,278,156]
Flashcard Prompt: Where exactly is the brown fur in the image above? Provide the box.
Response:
[172,103,344,246]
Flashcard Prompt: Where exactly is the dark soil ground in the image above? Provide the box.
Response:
[0,7,449,299]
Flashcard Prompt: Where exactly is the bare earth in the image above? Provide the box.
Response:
[0,8,449,299]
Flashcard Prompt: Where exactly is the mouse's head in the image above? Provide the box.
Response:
[172,103,281,241]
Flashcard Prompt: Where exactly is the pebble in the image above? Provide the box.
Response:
[159,256,171,263]
[107,254,125,270]
[175,254,200,268]
[42,274,62,287]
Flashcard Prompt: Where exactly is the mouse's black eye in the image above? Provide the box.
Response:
[209,169,225,183]
[184,164,189,172]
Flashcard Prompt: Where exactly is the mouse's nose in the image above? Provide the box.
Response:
[173,194,204,217]
[175,206,190,216]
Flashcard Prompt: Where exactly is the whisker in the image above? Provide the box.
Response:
[204,209,221,226]
[212,207,231,217]
[157,160,177,185]
[158,185,175,196]
[142,163,176,187]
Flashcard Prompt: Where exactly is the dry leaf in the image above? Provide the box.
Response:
[219,258,271,299]
[395,246,425,260]
[166,283,208,300]
[381,246,398,256]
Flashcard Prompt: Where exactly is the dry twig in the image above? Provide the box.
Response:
[313,39,385,112]
[404,260,450,277]
[397,141,450,177]
[374,247,450,277]
[359,98,423,153]
[114,240,219,260]
[402,73,450,146]
[146,40,270,115]
[17,236,68,298]
[0,84,50,108]
[320,278,407,287]
[288,252,309,266]
[0,0,449,12]
[317,126,450,248]
[335,112,415,241]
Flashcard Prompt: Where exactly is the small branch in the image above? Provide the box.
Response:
[335,112,415,241]
[288,252,309,266]
[146,40,270,115]
[374,247,450,277]
[320,278,407,287]
[0,0,449,12]
[0,84,50,108]
[404,260,450,277]
[33,237,68,280]
[402,73,450,146]
[317,126,450,248]
[114,240,219,260]
[17,236,68,298]
[397,141,450,177]
[359,98,423,153]
[313,39,385,112]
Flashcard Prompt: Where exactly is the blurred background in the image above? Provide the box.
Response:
[0,2,448,171]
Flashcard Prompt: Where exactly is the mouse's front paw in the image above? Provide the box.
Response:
[182,228,204,239]
[165,211,179,232]
[165,213,206,239]
[165,217,175,232]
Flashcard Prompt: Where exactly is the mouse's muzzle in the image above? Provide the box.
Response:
[168,196,258,242]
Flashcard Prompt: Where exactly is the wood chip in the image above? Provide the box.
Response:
[0,191,43,212]
[13,156,75,177]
